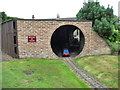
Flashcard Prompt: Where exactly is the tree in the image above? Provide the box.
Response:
[93,18,113,38]
[0,11,21,22]
[0,12,7,22]
[76,0,117,38]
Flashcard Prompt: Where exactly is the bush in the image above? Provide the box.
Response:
[93,18,113,38]
[105,39,119,54]
[108,28,120,43]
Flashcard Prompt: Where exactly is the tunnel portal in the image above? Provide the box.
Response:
[51,25,85,57]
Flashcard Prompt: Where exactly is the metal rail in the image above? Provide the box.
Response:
[63,57,110,89]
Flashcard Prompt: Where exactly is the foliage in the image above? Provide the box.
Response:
[0,11,20,22]
[75,55,118,88]
[0,12,7,21]
[105,39,119,54]
[93,18,113,38]
[108,29,120,43]
[76,1,118,39]
[76,1,106,24]
[106,25,120,54]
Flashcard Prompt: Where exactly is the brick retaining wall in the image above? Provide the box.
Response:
[16,19,111,59]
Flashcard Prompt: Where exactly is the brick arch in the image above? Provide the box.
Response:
[50,24,85,57]
[48,23,90,58]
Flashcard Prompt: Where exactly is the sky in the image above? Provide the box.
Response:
[0,0,119,19]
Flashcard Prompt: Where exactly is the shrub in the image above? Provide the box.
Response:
[105,39,119,54]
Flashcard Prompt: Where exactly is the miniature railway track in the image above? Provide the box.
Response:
[63,57,110,89]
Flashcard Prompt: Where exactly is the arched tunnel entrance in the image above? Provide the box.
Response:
[51,25,85,57]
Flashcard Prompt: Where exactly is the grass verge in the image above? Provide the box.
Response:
[2,58,90,88]
[75,55,118,88]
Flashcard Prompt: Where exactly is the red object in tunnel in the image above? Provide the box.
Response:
[63,53,70,56]
[63,49,70,56]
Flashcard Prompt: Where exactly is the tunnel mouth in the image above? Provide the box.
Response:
[51,25,85,57]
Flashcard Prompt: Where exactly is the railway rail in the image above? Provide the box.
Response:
[63,57,110,89]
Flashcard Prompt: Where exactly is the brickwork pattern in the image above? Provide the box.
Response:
[16,20,111,59]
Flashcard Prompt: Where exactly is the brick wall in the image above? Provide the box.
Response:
[16,19,111,59]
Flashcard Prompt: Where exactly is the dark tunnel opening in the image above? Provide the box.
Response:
[51,25,85,57]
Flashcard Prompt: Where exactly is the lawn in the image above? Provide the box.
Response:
[75,55,118,88]
[2,58,89,88]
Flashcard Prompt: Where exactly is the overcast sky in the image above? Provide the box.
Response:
[0,0,119,19]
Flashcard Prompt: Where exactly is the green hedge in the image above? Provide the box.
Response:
[105,39,119,54]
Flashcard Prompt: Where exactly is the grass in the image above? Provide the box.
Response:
[75,55,118,88]
[2,58,89,88]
